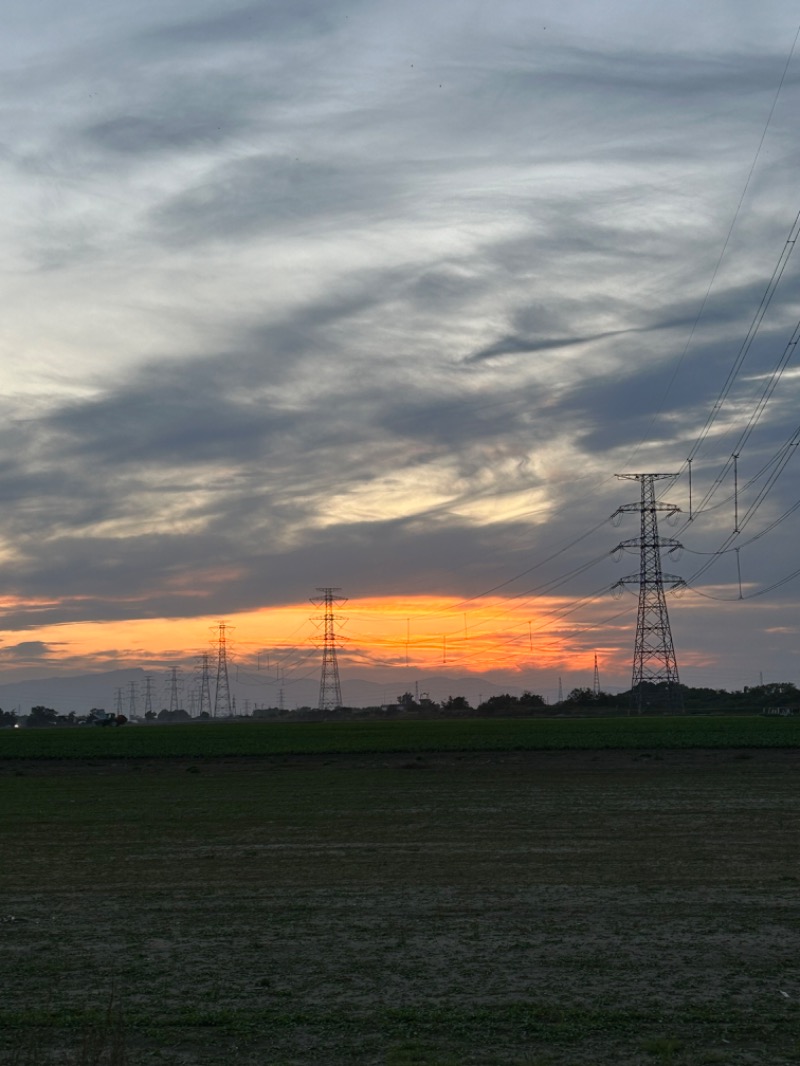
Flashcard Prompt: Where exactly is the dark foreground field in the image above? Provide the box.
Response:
[1,747,798,1064]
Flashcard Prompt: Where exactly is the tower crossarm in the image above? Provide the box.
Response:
[613,536,683,553]
[615,472,678,482]
[612,502,681,519]
[612,573,686,591]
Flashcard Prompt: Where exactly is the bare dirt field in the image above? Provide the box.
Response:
[1,749,798,1064]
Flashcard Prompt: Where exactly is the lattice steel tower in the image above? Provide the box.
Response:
[197,652,213,718]
[168,666,181,713]
[143,675,154,717]
[311,587,346,710]
[612,473,685,712]
[213,621,233,717]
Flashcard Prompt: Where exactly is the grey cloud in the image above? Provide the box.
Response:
[0,641,60,663]
[46,378,293,469]
[0,504,607,629]
[466,330,636,364]
[84,110,242,156]
[76,58,281,159]
[151,154,400,246]
[142,1,352,50]
[523,44,798,99]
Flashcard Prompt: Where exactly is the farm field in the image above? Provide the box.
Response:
[1,713,800,759]
[0,747,798,1065]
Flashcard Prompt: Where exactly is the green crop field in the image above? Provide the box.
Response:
[0,744,798,1065]
[1,713,799,759]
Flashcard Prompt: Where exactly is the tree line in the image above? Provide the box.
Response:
[2,681,798,727]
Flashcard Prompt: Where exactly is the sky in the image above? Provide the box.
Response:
[1,0,800,706]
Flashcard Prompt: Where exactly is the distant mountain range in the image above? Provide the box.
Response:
[0,668,526,716]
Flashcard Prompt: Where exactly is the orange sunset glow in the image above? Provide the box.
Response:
[0,594,632,681]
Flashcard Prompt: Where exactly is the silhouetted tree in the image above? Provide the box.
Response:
[476,693,545,714]
[443,695,471,711]
[519,690,546,709]
[563,687,595,705]
[28,706,57,727]
[157,708,190,722]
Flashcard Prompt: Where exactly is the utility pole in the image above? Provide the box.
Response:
[213,622,233,717]
[612,473,685,713]
[311,587,346,710]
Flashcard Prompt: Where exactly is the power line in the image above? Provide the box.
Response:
[629,23,800,469]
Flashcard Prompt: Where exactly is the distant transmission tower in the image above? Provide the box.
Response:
[213,622,233,717]
[144,675,154,717]
[168,666,181,713]
[198,653,213,717]
[612,473,685,712]
[593,654,600,696]
[311,587,346,710]
[128,680,138,719]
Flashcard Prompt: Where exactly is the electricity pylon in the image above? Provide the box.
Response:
[593,654,600,696]
[612,473,685,712]
[144,675,154,717]
[213,621,233,717]
[197,652,213,718]
[311,587,346,710]
[168,666,181,713]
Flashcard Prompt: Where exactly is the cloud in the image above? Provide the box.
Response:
[0,640,63,664]
[0,1,799,692]
[151,154,403,246]
[141,1,353,50]
[465,330,638,364]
